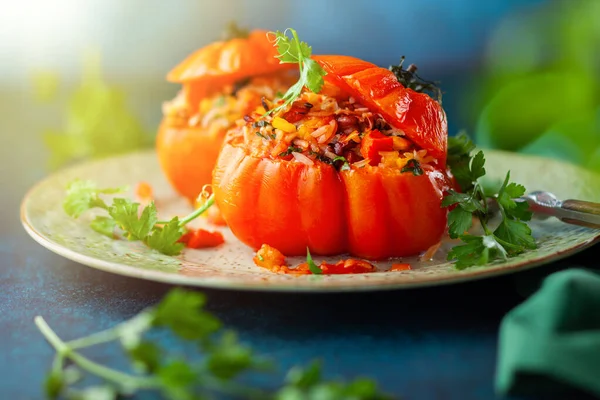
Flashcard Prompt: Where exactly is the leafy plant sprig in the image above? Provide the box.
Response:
[63,179,214,256]
[266,28,327,116]
[36,288,392,400]
[442,132,537,269]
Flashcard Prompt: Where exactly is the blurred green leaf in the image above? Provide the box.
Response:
[469,0,600,174]
[38,51,151,170]
[31,71,60,102]
[519,110,600,168]
[557,0,600,76]
[475,72,597,151]
[588,146,600,172]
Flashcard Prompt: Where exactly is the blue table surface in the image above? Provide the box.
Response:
[1,145,599,400]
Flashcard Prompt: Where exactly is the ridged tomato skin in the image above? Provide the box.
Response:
[213,142,450,260]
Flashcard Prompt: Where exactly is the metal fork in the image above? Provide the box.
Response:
[518,191,600,229]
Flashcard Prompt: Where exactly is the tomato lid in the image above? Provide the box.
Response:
[167,30,294,83]
[314,55,447,165]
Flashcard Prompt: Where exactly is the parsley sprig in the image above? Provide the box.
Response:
[266,29,327,116]
[36,288,392,400]
[63,179,213,256]
[442,133,537,269]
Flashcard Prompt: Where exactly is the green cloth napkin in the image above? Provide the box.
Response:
[496,268,600,398]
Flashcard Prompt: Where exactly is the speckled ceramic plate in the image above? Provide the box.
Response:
[21,149,600,292]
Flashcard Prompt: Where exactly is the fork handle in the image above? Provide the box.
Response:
[560,199,600,229]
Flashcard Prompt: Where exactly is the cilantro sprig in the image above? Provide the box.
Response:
[36,288,392,400]
[63,179,213,256]
[442,132,536,269]
[266,28,327,116]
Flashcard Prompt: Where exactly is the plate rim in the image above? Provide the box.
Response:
[19,149,600,293]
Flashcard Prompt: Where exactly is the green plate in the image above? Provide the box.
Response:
[20,149,600,292]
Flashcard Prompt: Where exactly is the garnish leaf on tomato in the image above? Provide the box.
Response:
[267,29,327,115]
[443,132,536,269]
[273,29,311,63]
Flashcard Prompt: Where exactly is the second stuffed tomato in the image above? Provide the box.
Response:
[157,29,295,202]
[213,55,452,260]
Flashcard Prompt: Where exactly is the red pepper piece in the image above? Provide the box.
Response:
[360,130,394,165]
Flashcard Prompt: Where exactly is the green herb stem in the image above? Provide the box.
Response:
[66,323,126,350]
[35,316,157,391]
[156,194,215,226]
[35,316,69,355]
[291,29,303,70]
[179,195,215,226]
[67,312,152,350]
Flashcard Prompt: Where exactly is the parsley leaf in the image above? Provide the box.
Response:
[443,133,536,268]
[108,199,157,241]
[145,217,185,256]
[157,360,196,400]
[274,30,312,62]
[206,331,261,380]
[152,289,221,341]
[447,132,479,191]
[63,179,124,218]
[267,29,327,115]
[276,360,392,400]
[494,218,536,253]
[127,341,162,373]
[306,248,323,275]
[89,216,117,238]
[446,207,474,239]
[302,58,327,93]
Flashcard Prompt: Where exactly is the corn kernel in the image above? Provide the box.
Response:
[254,106,267,115]
[272,117,297,133]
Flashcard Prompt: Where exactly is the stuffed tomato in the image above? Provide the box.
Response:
[212,55,451,260]
[157,29,295,202]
